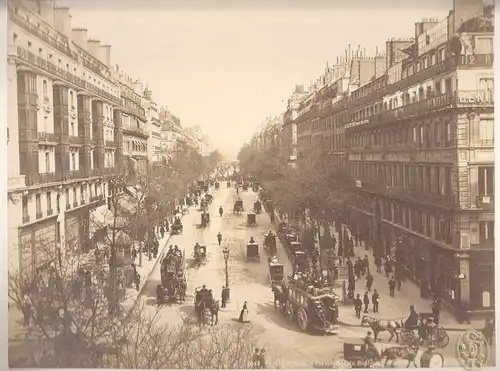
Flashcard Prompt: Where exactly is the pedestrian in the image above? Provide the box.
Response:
[221,286,228,308]
[363,255,369,275]
[217,232,222,246]
[160,226,165,238]
[132,247,137,261]
[239,301,249,323]
[457,301,471,324]
[432,298,441,325]
[134,273,141,291]
[363,292,370,313]
[482,319,494,345]
[354,258,362,279]
[389,276,396,297]
[347,257,353,277]
[354,294,362,319]
[252,348,260,369]
[372,289,380,313]
[396,272,402,291]
[375,256,382,273]
[259,348,267,369]
[366,271,374,292]
[384,259,392,277]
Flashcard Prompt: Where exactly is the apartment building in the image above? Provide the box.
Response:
[345,0,494,313]
[7,1,121,278]
[143,88,162,163]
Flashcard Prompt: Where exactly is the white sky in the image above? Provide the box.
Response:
[60,0,452,158]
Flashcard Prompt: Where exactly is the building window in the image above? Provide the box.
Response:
[80,186,85,204]
[47,192,52,213]
[65,188,70,207]
[43,80,48,98]
[45,152,50,172]
[479,78,494,91]
[70,91,74,107]
[479,221,494,247]
[56,193,60,213]
[71,153,76,170]
[73,188,77,205]
[35,194,41,216]
[478,167,494,195]
[479,119,494,146]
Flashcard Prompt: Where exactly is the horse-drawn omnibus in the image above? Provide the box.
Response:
[271,280,339,334]
[158,250,186,304]
[268,257,284,285]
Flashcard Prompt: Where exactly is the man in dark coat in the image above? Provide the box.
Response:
[363,292,370,313]
[389,276,397,297]
[432,298,441,325]
[354,294,363,318]
[366,271,374,292]
[372,290,380,313]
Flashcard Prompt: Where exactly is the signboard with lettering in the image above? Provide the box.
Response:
[457,90,493,105]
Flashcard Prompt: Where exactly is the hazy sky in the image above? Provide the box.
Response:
[61,0,452,158]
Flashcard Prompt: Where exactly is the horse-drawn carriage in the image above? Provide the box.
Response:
[268,257,284,285]
[271,281,338,334]
[263,232,277,255]
[400,313,450,348]
[158,251,186,304]
[200,212,210,228]
[247,212,256,225]
[246,242,260,262]
[233,200,244,214]
[171,217,183,234]
[193,244,207,266]
[194,287,219,326]
[333,338,444,369]
[253,199,262,214]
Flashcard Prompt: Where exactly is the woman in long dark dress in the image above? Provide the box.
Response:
[239,301,248,322]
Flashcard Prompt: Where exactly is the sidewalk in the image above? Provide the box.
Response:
[331,223,484,332]
[8,204,192,364]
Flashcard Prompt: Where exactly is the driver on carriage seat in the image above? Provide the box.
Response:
[199,284,208,296]
[194,242,200,249]
[268,230,274,238]
[249,237,255,244]
[364,331,380,359]
[405,305,419,329]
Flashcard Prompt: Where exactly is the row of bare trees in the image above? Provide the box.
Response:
[8,144,230,368]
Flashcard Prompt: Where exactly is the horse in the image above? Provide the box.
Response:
[271,284,287,309]
[207,299,220,325]
[195,300,208,326]
[380,343,419,368]
[361,315,401,343]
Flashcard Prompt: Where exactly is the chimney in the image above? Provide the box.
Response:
[71,28,88,50]
[53,7,71,36]
[87,39,101,60]
[39,0,55,25]
[101,45,112,67]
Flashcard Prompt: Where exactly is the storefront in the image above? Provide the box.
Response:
[469,249,495,312]
[18,216,58,280]
[65,207,90,254]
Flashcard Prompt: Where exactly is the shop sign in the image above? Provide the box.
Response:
[457,90,493,105]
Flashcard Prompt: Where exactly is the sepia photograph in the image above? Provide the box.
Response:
[5,0,496,368]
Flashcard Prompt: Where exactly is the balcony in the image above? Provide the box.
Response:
[36,212,43,220]
[38,132,58,143]
[26,172,62,186]
[65,169,85,181]
[105,140,118,147]
[476,195,494,211]
[22,215,30,224]
[151,131,161,138]
[14,47,121,105]
[68,136,84,145]
[89,168,102,177]
[122,125,149,139]
[91,137,104,146]
[9,10,79,61]
[349,54,494,108]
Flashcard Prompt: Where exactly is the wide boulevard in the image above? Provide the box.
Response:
[138,184,466,368]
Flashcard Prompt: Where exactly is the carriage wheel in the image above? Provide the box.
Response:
[297,308,308,331]
[284,304,294,321]
[332,352,351,369]
[368,360,385,368]
[435,332,449,348]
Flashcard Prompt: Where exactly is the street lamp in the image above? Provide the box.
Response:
[223,247,230,301]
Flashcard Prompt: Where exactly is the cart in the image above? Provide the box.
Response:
[268,258,284,285]
[253,200,262,214]
[233,200,244,214]
[193,245,207,267]
[247,212,256,225]
[171,218,183,234]
[246,243,260,262]
[200,212,210,228]
[333,339,384,368]
[264,233,277,255]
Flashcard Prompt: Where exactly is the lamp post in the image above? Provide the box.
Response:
[223,247,230,301]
